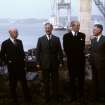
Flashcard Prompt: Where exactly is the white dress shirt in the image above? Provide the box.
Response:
[10,37,16,44]
[46,34,52,40]
[71,31,78,36]
[96,34,102,42]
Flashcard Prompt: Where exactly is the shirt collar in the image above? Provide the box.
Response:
[96,34,102,42]
[71,30,78,36]
[10,37,15,43]
[46,34,52,40]
[9,37,17,44]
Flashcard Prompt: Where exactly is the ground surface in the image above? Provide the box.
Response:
[0,67,104,105]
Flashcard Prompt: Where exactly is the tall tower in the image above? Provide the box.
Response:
[78,0,92,43]
[56,0,71,27]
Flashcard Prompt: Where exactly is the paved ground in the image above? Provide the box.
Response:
[0,72,105,105]
[0,59,104,105]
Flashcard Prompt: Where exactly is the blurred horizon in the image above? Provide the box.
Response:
[0,0,102,19]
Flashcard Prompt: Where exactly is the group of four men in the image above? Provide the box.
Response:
[0,20,105,103]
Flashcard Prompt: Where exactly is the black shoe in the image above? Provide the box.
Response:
[70,97,77,103]
[13,98,18,103]
[78,98,87,105]
[45,98,51,103]
[24,96,32,103]
[11,99,19,105]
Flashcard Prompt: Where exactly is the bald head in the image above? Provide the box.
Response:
[70,20,80,32]
[8,27,18,39]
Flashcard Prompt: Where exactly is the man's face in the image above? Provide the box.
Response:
[10,29,18,39]
[93,26,102,36]
[45,24,53,35]
[71,22,80,32]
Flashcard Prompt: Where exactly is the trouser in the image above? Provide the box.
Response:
[67,59,85,99]
[8,70,30,102]
[42,68,59,100]
[91,64,99,100]
[97,66,105,100]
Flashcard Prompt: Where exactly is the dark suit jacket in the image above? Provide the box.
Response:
[0,38,25,73]
[63,31,85,64]
[36,35,63,69]
[89,35,105,69]
[89,35,105,95]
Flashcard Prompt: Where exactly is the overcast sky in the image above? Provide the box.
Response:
[0,0,101,19]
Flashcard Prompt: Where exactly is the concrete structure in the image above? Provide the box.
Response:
[78,0,92,43]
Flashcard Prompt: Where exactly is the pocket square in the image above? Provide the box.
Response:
[80,38,83,40]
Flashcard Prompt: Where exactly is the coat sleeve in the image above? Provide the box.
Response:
[19,40,25,59]
[36,38,41,65]
[57,38,63,64]
[63,35,66,52]
[63,34,69,55]
[82,34,86,51]
[88,39,95,65]
[0,42,7,64]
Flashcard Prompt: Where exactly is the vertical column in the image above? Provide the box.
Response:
[67,0,71,24]
[78,0,92,43]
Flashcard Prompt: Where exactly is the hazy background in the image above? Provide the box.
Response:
[0,0,104,51]
[0,0,101,19]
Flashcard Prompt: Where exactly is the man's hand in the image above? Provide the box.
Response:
[36,64,40,69]
[59,64,63,68]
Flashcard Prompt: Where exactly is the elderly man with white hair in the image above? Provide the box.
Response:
[63,20,86,102]
[0,27,31,103]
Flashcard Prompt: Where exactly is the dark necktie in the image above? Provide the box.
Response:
[48,36,52,50]
[74,32,77,36]
[48,35,51,40]
[14,39,17,45]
